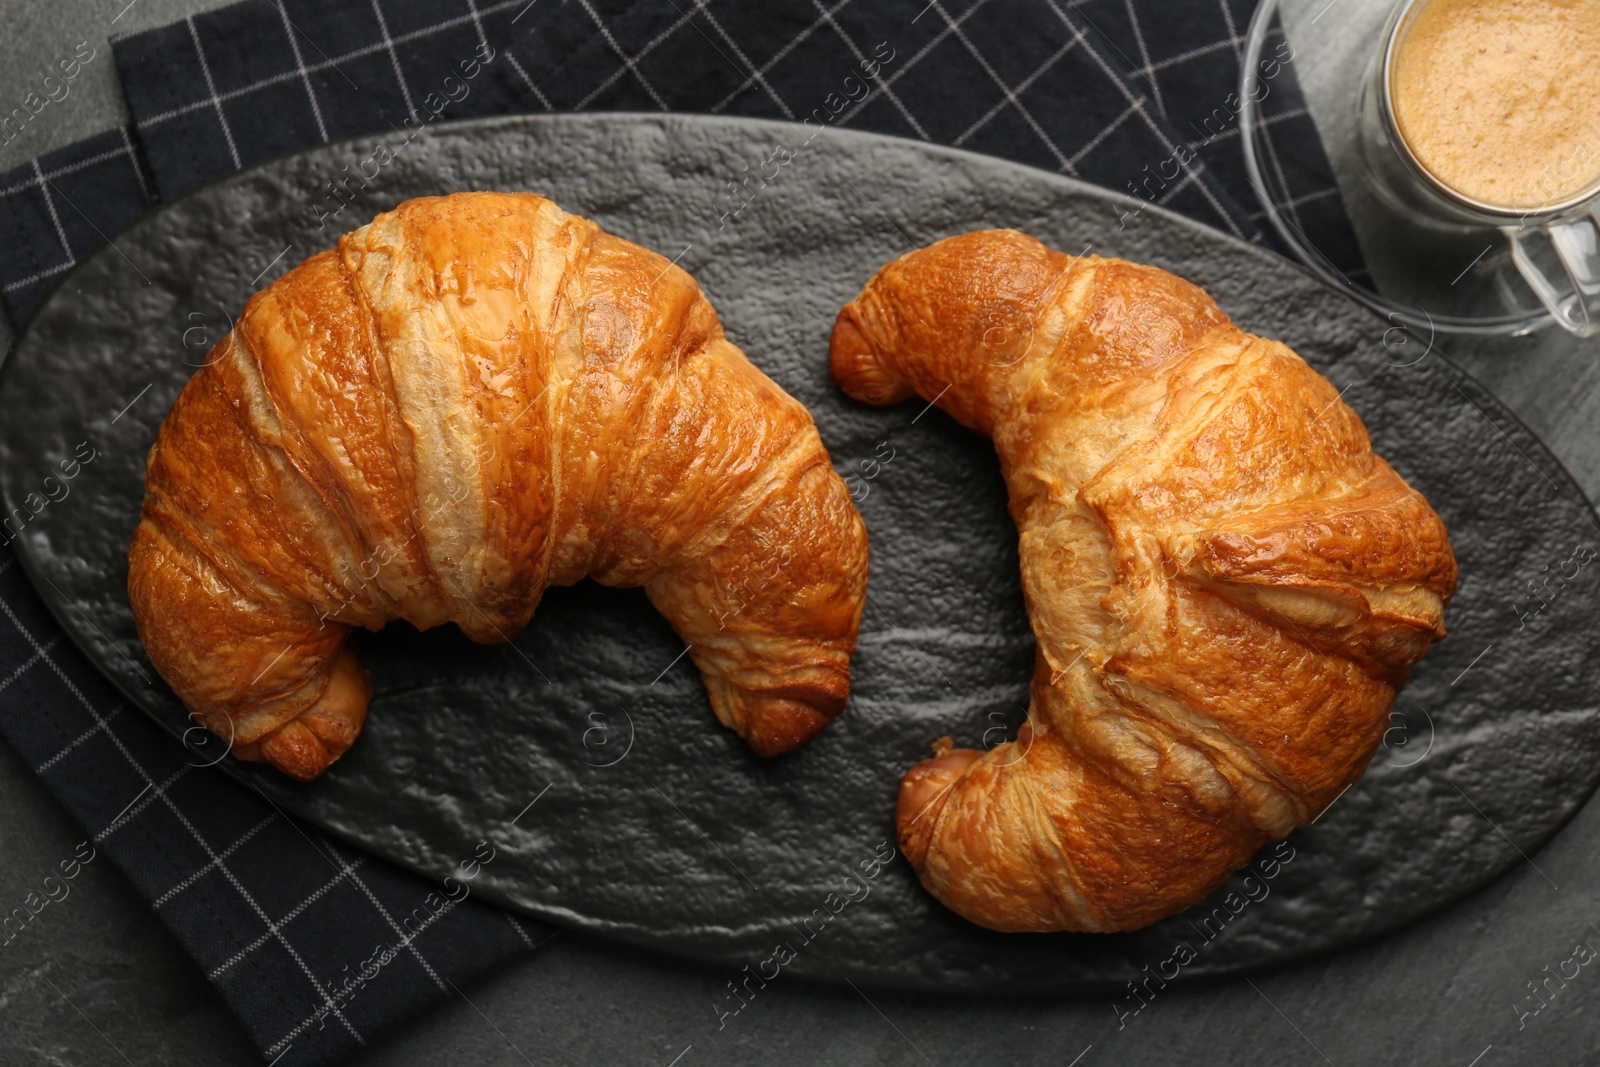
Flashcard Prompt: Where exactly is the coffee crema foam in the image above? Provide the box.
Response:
[1390,0,1600,210]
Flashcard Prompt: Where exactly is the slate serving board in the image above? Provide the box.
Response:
[2,114,1597,992]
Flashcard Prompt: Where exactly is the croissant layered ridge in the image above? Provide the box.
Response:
[129,191,869,780]
[831,229,1455,933]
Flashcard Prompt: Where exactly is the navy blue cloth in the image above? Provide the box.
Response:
[0,126,157,324]
[0,1,1362,1063]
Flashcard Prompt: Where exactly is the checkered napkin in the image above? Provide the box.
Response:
[0,1,1361,1063]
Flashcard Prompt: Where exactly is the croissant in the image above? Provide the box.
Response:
[831,230,1456,933]
[129,191,868,781]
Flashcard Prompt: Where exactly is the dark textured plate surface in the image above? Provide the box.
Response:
[2,114,1597,992]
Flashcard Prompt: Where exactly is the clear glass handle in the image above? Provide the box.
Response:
[1507,211,1600,337]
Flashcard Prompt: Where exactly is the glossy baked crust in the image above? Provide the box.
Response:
[831,229,1456,933]
[129,191,868,781]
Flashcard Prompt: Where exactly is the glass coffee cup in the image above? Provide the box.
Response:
[1358,0,1600,337]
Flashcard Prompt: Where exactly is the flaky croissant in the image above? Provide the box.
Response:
[831,230,1456,933]
[129,191,868,781]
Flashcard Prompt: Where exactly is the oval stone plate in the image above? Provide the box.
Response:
[2,114,1598,992]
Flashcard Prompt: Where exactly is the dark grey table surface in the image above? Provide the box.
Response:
[3,1,1599,1064]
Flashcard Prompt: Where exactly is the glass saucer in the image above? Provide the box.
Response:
[1240,0,1554,336]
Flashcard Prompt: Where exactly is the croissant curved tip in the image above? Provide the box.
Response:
[259,722,337,782]
[829,307,913,407]
[246,647,371,781]
[740,695,839,757]
[896,745,983,867]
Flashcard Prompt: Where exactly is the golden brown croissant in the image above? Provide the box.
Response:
[129,191,868,781]
[831,229,1456,933]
